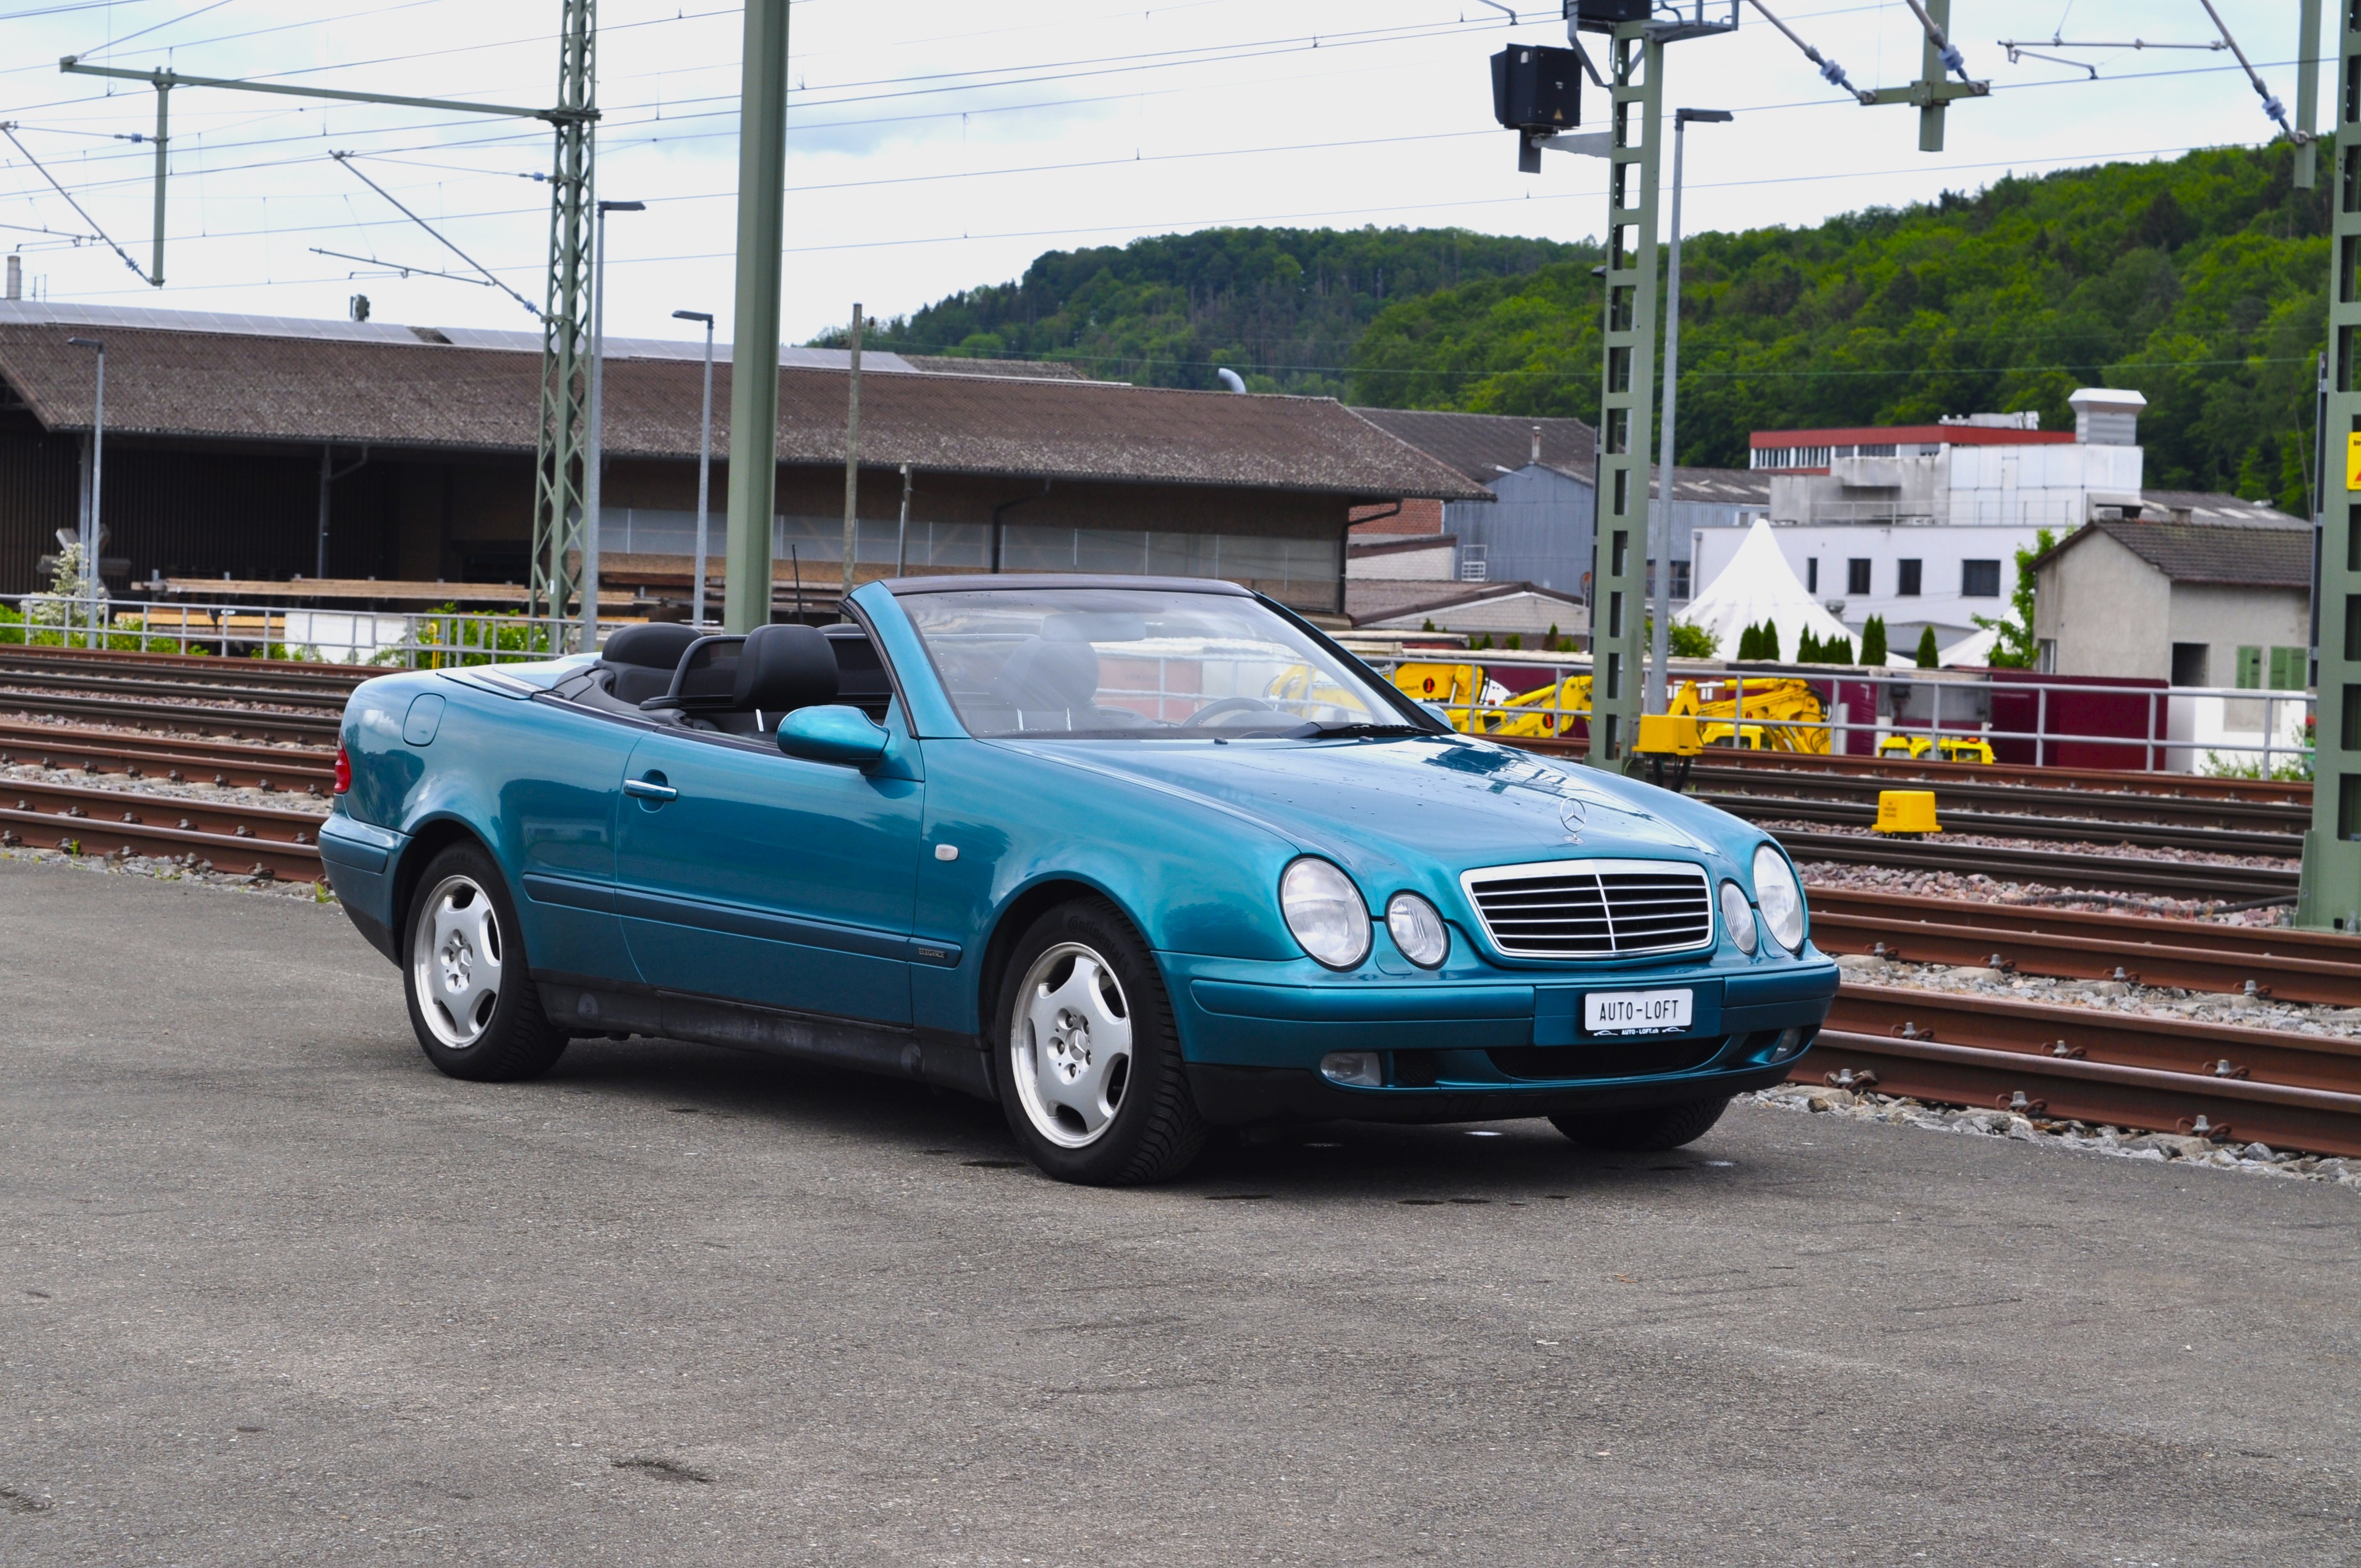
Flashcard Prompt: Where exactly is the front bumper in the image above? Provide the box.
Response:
[1162,949,1838,1126]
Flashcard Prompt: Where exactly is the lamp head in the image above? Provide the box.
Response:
[598,200,646,214]
[67,335,101,349]
[672,309,714,325]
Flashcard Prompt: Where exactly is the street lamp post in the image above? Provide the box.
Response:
[582,198,646,651]
[1645,107,1732,716]
[66,335,103,649]
[672,308,717,627]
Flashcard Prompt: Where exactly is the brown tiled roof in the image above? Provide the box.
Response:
[2051,511,2313,589]
[0,317,1488,500]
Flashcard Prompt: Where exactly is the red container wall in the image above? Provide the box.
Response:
[1985,668,2168,770]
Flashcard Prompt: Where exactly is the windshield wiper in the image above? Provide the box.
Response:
[1296,720,1430,739]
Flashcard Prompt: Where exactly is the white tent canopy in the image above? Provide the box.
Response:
[1677,518,1853,659]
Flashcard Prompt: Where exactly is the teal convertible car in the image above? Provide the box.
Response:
[322,575,1836,1184]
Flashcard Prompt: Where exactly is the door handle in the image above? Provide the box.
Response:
[623,777,679,802]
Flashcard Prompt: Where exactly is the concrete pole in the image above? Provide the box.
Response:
[67,338,104,647]
[841,303,862,598]
[584,204,608,651]
[678,312,715,626]
[723,0,792,634]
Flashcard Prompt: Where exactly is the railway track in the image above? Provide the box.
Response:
[1694,764,2308,837]
[0,643,374,694]
[1805,888,2361,1005]
[0,720,335,792]
[1807,982,2361,1158]
[0,776,324,881]
[0,690,342,744]
[1710,791,2303,857]
[1774,827,2298,901]
[1701,744,2313,805]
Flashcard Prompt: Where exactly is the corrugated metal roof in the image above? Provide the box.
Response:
[0,312,1488,500]
[1351,406,1597,484]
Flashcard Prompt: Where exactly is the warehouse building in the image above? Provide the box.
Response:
[0,302,1484,617]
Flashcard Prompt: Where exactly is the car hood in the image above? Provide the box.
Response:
[998,732,1744,883]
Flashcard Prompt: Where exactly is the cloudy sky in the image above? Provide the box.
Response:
[0,1,2319,353]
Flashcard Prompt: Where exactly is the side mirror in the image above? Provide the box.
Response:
[777,704,890,766]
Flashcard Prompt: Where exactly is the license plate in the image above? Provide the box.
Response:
[1584,988,1693,1036]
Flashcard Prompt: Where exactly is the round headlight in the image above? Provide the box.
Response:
[1385,891,1449,968]
[1751,843,1807,952]
[1281,858,1372,970]
[1718,880,1758,956]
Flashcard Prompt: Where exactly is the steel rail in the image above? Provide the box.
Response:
[1807,982,2361,1155]
[1774,828,2299,900]
[0,669,354,712]
[1496,732,2311,804]
[1693,765,2309,835]
[1801,1029,2361,1159]
[1807,888,2361,1005]
[0,644,375,691]
[0,692,341,744]
[0,720,335,793]
[1710,791,2304,858]
[0,778,325,881]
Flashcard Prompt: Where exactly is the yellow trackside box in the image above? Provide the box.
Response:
[2348,431,2361,492]
[1633,712,1703,756]
[1872,790,1941,835]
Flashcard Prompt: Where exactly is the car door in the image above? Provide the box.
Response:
[613,718,925,1025]
[503,690,636,983]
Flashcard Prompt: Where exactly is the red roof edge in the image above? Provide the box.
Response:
[1749,426,2077,449]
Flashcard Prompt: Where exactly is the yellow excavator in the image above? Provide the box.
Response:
[1666,677,1832,755]
[1389,662,1593,738]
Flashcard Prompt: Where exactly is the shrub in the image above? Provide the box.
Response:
[1914,625,1940,667]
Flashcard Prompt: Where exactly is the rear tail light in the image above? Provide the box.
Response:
[333,745,352,794]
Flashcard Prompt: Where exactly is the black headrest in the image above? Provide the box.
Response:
[735,623,839,712]
[998,635,1100,711]
[601,621,703,670]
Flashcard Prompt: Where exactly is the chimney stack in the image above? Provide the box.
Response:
[6,255,18,302]
[2067,386,2147,447]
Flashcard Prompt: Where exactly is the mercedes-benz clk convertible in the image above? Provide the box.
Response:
[320,575,1837,1184]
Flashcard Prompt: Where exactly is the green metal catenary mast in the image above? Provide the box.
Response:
[2299,3,2361,932]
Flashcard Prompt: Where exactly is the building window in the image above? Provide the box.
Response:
[2037,638,2058,674]
[1897,558,1922,597]
[2170,644,2209,687]
[1961,559,2002,597]
[1806,557,1819,592]
[2268,646,2309,690]
[1846,558,1871,595]
[2237,646,2262,688]
[1669,560,1690,598]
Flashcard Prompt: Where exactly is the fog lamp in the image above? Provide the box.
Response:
[1767,1027,1807,1063]
[1320,1051,1384,1087]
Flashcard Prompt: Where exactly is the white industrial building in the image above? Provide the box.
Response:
[1690,389,2151,649]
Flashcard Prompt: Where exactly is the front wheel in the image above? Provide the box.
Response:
[1550,1095,1731,1152]
[994,899,1207,1185]
[402,843,569,1083]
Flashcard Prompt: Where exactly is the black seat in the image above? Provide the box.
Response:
[600,622,704,707]
[733,623,839,729]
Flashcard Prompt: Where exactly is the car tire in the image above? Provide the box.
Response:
[1549,1095,1731,1152]
[401,842,569,1084]
[993,897,1208,1185]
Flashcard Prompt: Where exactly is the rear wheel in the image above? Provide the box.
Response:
[402,843,568,1082]
[994,899,1207,1185]
[1550,1095,1731,1152]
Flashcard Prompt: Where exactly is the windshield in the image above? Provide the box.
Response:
[896,586,1428,739]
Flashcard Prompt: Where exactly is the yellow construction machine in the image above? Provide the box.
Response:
[1666,677,1831,755]
[1388,662,1593,738]
[1875,732,1996,765]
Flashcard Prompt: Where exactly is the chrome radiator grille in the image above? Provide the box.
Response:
[1459,859,1715,959]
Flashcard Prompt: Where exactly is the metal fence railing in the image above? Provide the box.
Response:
[0,591,594,668]
[1348,650,2316,778]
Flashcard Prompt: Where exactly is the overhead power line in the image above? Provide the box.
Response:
[328,149,539,315]
[0,118,148,280]
[2195,0,2300,143]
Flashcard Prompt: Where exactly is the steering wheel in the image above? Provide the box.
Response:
[1179,696,1282,728]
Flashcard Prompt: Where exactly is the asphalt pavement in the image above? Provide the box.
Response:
[3,858,2357,1566]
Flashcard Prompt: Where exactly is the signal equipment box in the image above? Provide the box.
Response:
[1490,46,1583,134]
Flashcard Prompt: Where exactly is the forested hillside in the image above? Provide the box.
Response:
[831,144,2328,514]
[823,228,1586,399]
[1349,143,2327,513]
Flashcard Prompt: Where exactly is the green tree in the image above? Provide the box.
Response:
[1914,625,1940,668]
[1860,615,1889,666]
[1667,621,1718,658]
[1972,527,2057,669]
